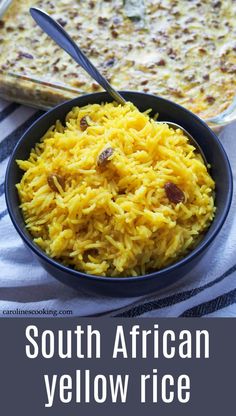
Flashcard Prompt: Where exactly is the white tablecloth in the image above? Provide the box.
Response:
[0,98,235,317]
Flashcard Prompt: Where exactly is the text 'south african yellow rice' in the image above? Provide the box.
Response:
[16,102,215,277]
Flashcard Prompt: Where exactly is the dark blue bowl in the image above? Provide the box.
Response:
[5,92,233,297]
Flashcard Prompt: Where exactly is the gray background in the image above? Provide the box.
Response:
[0,318,235,415]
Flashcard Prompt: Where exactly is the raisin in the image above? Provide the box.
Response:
[0,20,5,29]
[169,87,184,98]
[172,11,180,17]
[156,59,166,66]
[89,47,99,57]
[47,174,65,192]
[98,16,108,25]
[57,18,67,27]
[89,1,95,8]
[53,57,60,65]
[203,74,210,81]
[92,82,100,91]
[199,48,207,54]
[205,95,215,104]
[68,72,78,77]
[141,79,149,85]
[227,65,236,74]
[19,51,34,59]
[97,147,114,167]
[110,29,118,38]
[83,249,98,262]
[80,116,89,131]
[220,65,227,73]
[167,47,175,56]
[164,182,185,204]
[184,35,196,44]
[213,1,221,7]
[105,58,115,67]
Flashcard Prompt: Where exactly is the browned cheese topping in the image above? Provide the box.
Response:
[0,0,235,118]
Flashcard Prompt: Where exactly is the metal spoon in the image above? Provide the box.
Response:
[30,7,125,105]
[30,7,207,164]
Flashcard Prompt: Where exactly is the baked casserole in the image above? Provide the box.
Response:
[0,0,235,119]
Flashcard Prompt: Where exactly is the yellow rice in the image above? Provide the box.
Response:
[16,102,215,277]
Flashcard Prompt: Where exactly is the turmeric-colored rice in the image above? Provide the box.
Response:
[16,102,215,277]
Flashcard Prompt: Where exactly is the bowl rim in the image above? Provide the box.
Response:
[5,90,234,283]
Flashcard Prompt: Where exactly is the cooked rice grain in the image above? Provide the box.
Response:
[16,102,215,277]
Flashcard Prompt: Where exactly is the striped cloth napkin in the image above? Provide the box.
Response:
[0,98,235,317]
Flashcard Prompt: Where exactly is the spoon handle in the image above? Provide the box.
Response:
[30,7,126,105]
